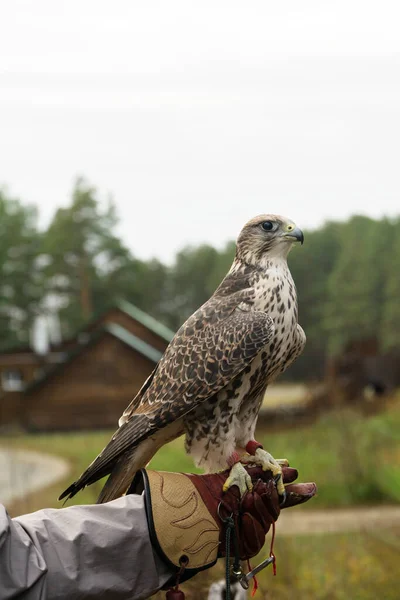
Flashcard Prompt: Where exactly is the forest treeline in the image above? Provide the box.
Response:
[1,178,399,380]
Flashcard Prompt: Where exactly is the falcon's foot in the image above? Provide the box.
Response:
[241,449,288,497]
[222,462,253,497]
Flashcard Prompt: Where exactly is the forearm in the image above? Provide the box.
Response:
[0,495,173,600]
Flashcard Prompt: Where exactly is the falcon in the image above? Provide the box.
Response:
[60,214,305,503]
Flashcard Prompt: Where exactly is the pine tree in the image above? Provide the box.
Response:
[381,217,400,350]
[324,216,393,355]
[0,189,40,348]
[41,177,136,336]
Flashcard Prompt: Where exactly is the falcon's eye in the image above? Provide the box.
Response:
[261,220,274,231]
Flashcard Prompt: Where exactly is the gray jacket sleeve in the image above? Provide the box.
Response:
[0,495,174,600]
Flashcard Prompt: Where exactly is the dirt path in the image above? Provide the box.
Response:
[0,448,70,506]
[278,505,400,535]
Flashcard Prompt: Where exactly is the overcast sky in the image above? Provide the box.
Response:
[1,1,399,261]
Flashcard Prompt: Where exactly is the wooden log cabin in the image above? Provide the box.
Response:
[0,302,174,431]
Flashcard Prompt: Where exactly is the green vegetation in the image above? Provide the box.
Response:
[259,403,400,507]
[1,181,400,377]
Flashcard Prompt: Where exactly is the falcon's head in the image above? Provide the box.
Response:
[236,214,304,264]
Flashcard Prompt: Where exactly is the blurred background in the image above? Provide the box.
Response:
[0,1,399,598]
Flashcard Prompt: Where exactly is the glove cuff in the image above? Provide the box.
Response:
[129,469,220,576]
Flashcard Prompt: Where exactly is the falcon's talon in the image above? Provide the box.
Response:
[279,489,287,507]
[274,472,287,500]
[242,448,286,495]
[275,475,286,497]
[223,462,253,497]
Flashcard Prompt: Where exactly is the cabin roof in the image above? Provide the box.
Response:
[0,300,174,357]
[115,299,175,343]
[25,322,162,394]
[105,322,163,363]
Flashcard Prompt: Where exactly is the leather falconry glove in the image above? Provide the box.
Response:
[128,465,316,585]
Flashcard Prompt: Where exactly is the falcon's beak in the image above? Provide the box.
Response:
[283,226,304,245]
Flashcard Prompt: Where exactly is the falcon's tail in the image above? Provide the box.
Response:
[96,436,158,503]
[59,414,154,504]
[95,451,138,503]
[59,436,157,504]
[59,418,184,504]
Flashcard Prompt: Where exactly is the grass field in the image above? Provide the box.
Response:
[2,394,400,599]
[3,393,400,515]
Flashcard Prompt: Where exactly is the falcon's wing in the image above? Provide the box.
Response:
[59,289,274,500]
[127,296,273,419]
